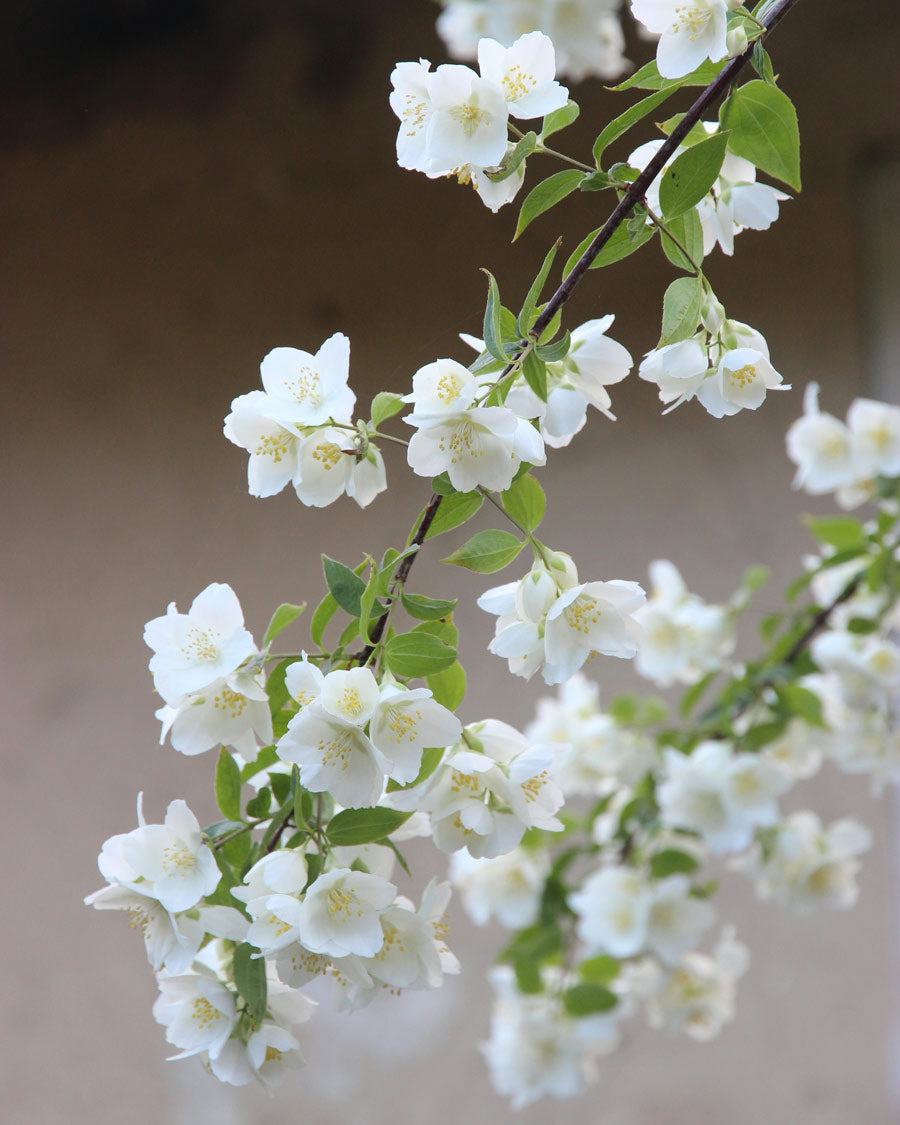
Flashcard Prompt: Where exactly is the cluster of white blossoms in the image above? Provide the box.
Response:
[435,0,630,84]
[224,333,387,509]
[786,384,900,508]
[390,30,568,210]
[629,127,790,260]
[146,582,273,757]
[639,314,788,417]
[631,0,747,80]
[477,551,647,685]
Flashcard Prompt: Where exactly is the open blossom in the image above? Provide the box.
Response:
[257,335,355,429]
[786,383,859,495]
[155,670,273,757]
[97,797,221,914]
[296,867,397,958]
[696,346,787,418]
[153,972,237,1062]
[631,0,729,79]
[144,582,256,703]
[450,847,549,928]
[477,32,568,119]
[223,390,302,497]
[424,64,509,173]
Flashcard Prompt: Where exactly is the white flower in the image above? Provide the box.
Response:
[561,315,633,418]
[424,64,510,174]
[570,866,651,958]
[847,397,900,478]
[389,58,435,173]
[786,383,860,495]
[153,972,237,1062]
[696,148,789,256]
[223,390,301,498]
[144,582,256,703]
[369,682,462,785]
[294,427,387,509]
[631,0,729,79]
[155,671,272,757]
[405,357,479,415]
[696,346,788,418]
[477,31,569,119]
[258,334,355,429]
[283,655,325,710]
[99,797,221,914]
[83,883,205,973]
[296,868,397,958]
[210,1022,305,1088]
[449,847,549,928]
[405,404,545,492]
[638,338,709,410]
[543,580,646,684]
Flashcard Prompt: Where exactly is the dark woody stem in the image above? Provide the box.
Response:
[358,0,802,667]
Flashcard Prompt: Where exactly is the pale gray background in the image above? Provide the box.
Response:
[3,1,899,1122]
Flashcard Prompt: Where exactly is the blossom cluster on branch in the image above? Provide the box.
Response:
[86,0,900,1107]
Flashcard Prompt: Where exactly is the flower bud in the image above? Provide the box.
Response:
[726,26,749,57]
[720,319,740,350]
[545,550,579,590]
[726,0,745,11]
[516,565,558,622]
[701,294,727,335]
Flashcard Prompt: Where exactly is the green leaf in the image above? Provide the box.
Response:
[245,786,271,820]
[592,86,679,167]
[488,130,536,182]
[220,828,251,872]
[214,748,242,822]
[611,58,725,92]
[514,170,586,240]
[659,131,729,218]
[751,41,777,85]
[424,490,483,539]
[774,682,826,727]
[358,556,381,645]
[383,631,458,678]
[501,473,546,533]
[514,958,543,994]
[442,529,525,573]
[241,744,278,783]
[426,660,467,711]
[233,943,267,1025]
[579,955,620,986]
[413,617,459,648]
[517,239,561,337]
[265,658,293,716]
[322,555,366,617]
[562,220,655,278]
[370,391,405,429]
[679,670,717,717]
[400,591,458,620]
[719,79,801,190]
[326,807,413,846]
[659,208,704,272]
[521,350,548,401]
[310,591,339,648]
[804,515,865,551]
[431,472,456,496]
[649,848,700,878]
[540,98,580,141]
[534,330,571,363]
[659,275,703,346]
[262,602,306,647]
[481,269,507,363]
[562,983,618,1016]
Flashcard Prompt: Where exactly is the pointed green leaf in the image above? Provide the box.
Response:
[659,207,704,271]
[540,99,580,141]
[424,490,483,539]
[442,529,525,573]
[426,660,467,711]
[562,220,655,278]
[659,131,730,218]
[719,79,800,190]
[400,591,458,620]
[309,591,338,648]
[514,169,586,240]
[521,350,548,401]
[517,239,561,337]
[383,631,458,678]
[481,269,507,363]
[592,86,678,167]
[370,391,405,430]
[214,747,242,822]
[262,602,306,647]
[804,515,865,551]
[611,58,724,92]
[562,983,618,1016]
[326,807,413,846]
[649,849,700,878]
[501,473,546,532]
[322,555,366,617]
[233,942,267,1025]
[659,275,703,346]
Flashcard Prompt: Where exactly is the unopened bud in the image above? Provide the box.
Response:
[726,26,749,57]
[720,319,740,350]
[725,0,745,11]
[701,294,726,334]
[546,550,579,590]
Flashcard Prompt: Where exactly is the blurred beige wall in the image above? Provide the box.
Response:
[3,2,900,1122]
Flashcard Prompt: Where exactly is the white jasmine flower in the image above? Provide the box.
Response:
[283,655,325,710]
[389,58,435,173]
[369,682,462,785]
[210,1022,305,1088]
[155,670,272,757]
[543,579,646,684]
[258,334,355,429]
[424,64,510,174]
[296,868,397,958]
[144,582,256,703]
[404,357,478,415]
[294,427,387,509]
[696,149,789,256]
[83,883,205,973]
[449,847,549,928]
[223,390,302,498]
[569,866,651,958]
[786,383,859,495]
[847,397,900,478]
[638,338,709,411]
[477,31,569,119]
[276,705,389,808]
[696,346,788,418]
[561,315,633,417]
[631,0,729,79]
[153,971,237,1062]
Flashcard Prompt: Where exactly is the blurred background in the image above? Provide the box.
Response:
[3,1,900,1121]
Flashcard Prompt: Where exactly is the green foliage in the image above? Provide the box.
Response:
[517,239,560,337]
[540,99,580,141]
[659,131,730,217]
[562,220,655,279]
[659,276,703,346]
[326,807,413,846]
[719,80,801,190]
[592,86,680,167]
[487,131,536,182]
[424,491,484,539]
[241,744,279,784]
[426,660,467,711]
[262,602,306,647]
[481,269,509,363]
[214,748,242,822]
[322,555,367,617]
[579,955,620,985]
[370,391,405,429]
[521,351,548,401]
[265,658,293,716]
[310,591,339,648]
[233,942,268,1025]
[383,630,458,678]
[501,473,546,533]
[660,208,704,271]
[649,849,700,878]
[442,529,526,573]
[612,58,725,92]
[515,170,586,240]
[805,515,865,551]
[400,591,458,620]
[562,983,618,1016]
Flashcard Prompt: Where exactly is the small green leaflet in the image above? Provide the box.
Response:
[214,747,242,822]
[326,807,413,846]
[592,86,679,167]
[521,351,548,401]
[233,942,267,1025]
[719,80,801,191]
[309,591,338,648]
[612,58,725,92]
[649,849,699,878]
[383,631,458,678]
[262,602,306,647]
[424,490,483,539]
[562,983,618,1016]
[514,169,586,240]
[501,473,546,532]
[370,391,405,429]
[804,515,865,551]
[481,269,507,363]
[426,660,467,711]
[659,208,703,272]
[562,220,655,279]
[322,555,366,617]
[517,239,560,337]
[540,99,580,141]
[442,529,525,573]
[400,591,458,620]
[658,276,703,347]
[658,131,730,218]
